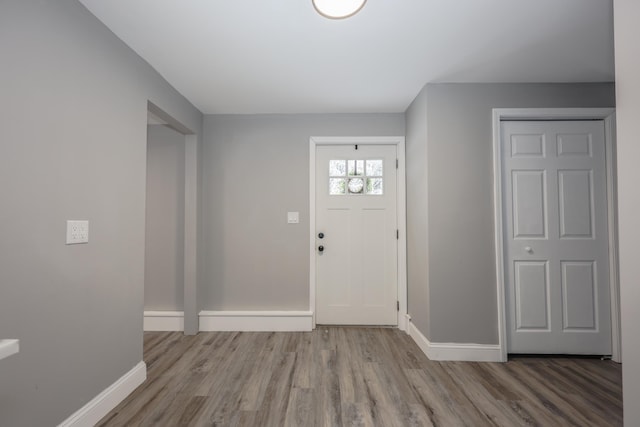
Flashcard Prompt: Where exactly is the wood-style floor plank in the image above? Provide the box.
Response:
[98,328,622,427]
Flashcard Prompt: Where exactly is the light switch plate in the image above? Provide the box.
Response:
[287,212,299,224]
[66,220,89,244]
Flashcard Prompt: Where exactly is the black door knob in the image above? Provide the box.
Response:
[318,245,324,252]
[318,232,324,239]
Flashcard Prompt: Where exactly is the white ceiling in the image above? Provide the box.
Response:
[78,0,614,115]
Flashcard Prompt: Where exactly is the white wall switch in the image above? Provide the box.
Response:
[66,220,89,244]
[287,212,299,224]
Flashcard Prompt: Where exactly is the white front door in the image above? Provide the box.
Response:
[315,144,398,325]
[502,120,611,354]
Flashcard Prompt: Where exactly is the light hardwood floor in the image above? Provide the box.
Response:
[98,328,622,426]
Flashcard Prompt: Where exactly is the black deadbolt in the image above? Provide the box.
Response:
[318,245,324,252]
[318,232,324,239]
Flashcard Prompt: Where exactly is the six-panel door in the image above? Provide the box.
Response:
[502,120,611,354]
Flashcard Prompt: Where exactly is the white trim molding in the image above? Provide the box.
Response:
[309,136,408,331]
[492,108,621,363]
[143,311,185,332]
[58,361,146,427]
[407,320,501,362]
[199,311,313,332]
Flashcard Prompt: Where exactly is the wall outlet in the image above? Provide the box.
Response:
[66,220,89,244]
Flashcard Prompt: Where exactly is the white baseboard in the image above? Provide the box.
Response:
[144,311,184,331]
[58,361,146,427]
[407,320,502,362]
[199,310,313,332]
[398,312,409,332]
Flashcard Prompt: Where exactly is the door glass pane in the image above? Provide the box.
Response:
[348,160,365,176]
[329,178,346,195]
[329,160,346,176]
[366,178,383,195]
[366,160,383,177]
[348,178,364,194]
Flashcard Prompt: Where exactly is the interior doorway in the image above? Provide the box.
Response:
[144,120,185,328]
[143,102,199,335]
[492,108,620,362]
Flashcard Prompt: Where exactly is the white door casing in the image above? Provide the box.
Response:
[502,120,611,355]
[315,144,398,325]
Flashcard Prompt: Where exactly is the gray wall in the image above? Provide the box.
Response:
[613,0,640,424]
[145,125,186,311]
[405,87,430,336]
[201,114,405,310]
[406,83,616,345]
[0,1,202,426]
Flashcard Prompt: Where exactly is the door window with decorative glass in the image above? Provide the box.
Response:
[328,159,383,195]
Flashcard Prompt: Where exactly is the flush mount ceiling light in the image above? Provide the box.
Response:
[312,0,367,19]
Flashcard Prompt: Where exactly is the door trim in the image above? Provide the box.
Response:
[309,136,407,330]
[492,108,620,362]
[146,101,199,335]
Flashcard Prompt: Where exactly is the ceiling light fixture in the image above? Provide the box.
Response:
[312,0,367,19]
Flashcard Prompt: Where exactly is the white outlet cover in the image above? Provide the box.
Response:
[66,220,89,244]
